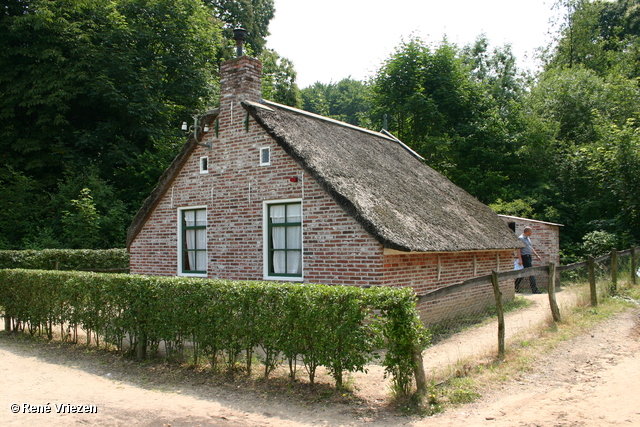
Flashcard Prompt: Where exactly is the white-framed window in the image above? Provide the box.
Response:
[263,199,302,281]
[178,206,207,277]
[200,156,209,174]
[260,146,271,166]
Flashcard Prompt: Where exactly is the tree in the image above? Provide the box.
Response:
[0,0,223,184]
[520,65,640,248]
[260,48,302,107]
[205,0,274,55]
[546,0,606,71]
[0,0,225,247]
[0,167,49,249]
[301,78,372,127]
[371,37,525,203]
[546,0,640,78]
[462,36,526,108]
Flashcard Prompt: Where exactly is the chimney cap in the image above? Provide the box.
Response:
[233,27,247,42]
[233,27,247,57]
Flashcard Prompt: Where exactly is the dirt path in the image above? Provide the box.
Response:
[1,289,639,426]
[429,306,640,427]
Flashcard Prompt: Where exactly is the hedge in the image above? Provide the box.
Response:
[0,249,129,271]
[0,269,429,394]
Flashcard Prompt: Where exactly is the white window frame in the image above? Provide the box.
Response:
[260,146,271,166]
[199,156,209,174]
[263,198,303,281]
[177,205,208,277]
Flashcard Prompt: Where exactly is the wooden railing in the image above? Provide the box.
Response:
[415,246,638,361]
[417,247,638,305]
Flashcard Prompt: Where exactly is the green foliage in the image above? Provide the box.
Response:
[260,49,302,108]
[371,36,527,203]
[546,0,640,78]
[0,0,223,182]
[53,168,129,249]
[0,249,129,271]
[0,0,294,250]
[61,188,100,249]
[489,198,535,218]
[0,167,49,249]
[301,78,373,127]
[0,270,429,395]
[581,230,619,257]
[521,64,640,248]
[205,0,274,56]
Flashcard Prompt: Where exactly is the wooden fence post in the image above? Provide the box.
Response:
[137,334,147,361]
[631,247,637,287]
[588,256,597,307]
[547,262,561,322]
[611,248,618,295]
[412,348,428,395]
[490,270,505,360]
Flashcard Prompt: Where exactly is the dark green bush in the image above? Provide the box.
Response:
[0,269,428,395]
[0,249,129,271]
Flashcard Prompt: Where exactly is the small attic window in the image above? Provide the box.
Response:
[260,147,270,166]
[200,156,209,174]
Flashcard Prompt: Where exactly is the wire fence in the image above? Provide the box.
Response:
[416,247,639,361]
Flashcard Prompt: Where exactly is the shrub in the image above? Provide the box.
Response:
[0,269,428,395]
[0,249,129,271]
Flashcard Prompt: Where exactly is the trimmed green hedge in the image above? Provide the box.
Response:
[0,249,129,271]
[0,269,429,394]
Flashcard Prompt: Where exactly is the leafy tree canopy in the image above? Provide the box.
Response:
[371,36,528,203]
[260,48,302,107]
[301,78,372,127]
[205,0,274,55]
[0,0,281,249]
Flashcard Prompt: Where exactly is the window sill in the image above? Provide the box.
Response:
[178,272,208,278]
[265,275,303,282]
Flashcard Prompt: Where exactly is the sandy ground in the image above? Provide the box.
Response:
[1,288,639,427]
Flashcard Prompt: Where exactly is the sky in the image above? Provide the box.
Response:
[266,0,560,88]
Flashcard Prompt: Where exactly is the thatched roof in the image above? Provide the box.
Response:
[126,99,522,253]
[244,100,523,252]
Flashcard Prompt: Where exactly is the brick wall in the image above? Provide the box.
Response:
[381,249,516,324]
[129,120,385,284]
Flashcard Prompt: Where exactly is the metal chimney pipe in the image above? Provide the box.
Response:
[233,27,247,57]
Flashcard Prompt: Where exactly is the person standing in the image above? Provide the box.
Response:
[515,226,542,293]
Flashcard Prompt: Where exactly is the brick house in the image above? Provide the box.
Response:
[126,54,524,318]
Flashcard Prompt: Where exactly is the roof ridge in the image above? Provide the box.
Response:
[259,98,395,141]
[258,99,425,161]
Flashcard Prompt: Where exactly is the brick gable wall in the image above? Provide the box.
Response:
[129,116,386,284]
[129,56,385,285]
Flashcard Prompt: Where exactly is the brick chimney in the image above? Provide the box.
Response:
[220,56,262,104]
[213,28,261,138]
[218,56,262,134]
